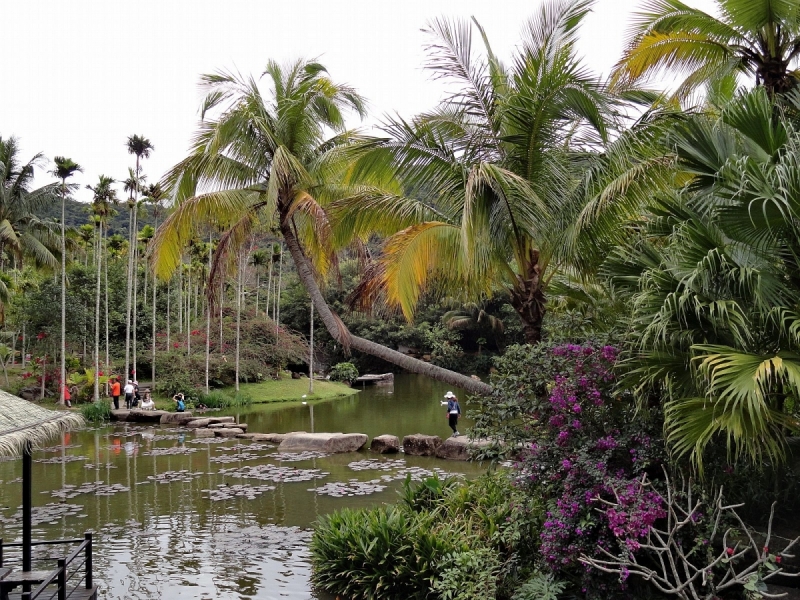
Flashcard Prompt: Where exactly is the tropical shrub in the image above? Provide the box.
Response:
[80,400,111,423]
[327,362,358,384]
[511,571,566,600]
[603,89,800,470]
[311,473,543,600]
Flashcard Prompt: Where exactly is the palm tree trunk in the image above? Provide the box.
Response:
[265,258,273,320]
[151,274,156,391]
[508,250,546,344]
[279,218,492,395]
[166,278,171,350]
[104,226,110,386]
[219,280,224,351]
[21,323,26,369]
[205,238,212,394]
[308,300,314,394]
[124,204,134,381]
[255,270,260,315]
[132,241,138,380]
[60,181,67,405]
[275,244,283,340]
[235,251,243,392]
[94,221,102,402]
[186,267,191,357]
[178,263,183,334]
[41,353,46,400]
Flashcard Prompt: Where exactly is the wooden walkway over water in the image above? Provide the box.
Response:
[5,585,97,600]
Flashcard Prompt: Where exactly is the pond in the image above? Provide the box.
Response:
[0,375,488,599]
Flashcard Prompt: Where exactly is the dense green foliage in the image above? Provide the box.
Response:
[327,362,359,384]
[311,473,541,600]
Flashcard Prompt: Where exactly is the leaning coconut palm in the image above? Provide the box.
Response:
[603,88,800,472]
[52,156,82,406]
[152,60,492,395]
[341,0,610,344]
[612,0,800,99]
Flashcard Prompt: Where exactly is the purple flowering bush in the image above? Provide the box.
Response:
[477,343,667,597]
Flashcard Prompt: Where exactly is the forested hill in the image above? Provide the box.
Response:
[35,198,156,237]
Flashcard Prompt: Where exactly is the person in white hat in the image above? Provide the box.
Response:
[444,391,461,437]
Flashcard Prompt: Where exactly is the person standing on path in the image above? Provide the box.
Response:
[444,391,461,437]
[124,380,135,409]
[110,378,121,410]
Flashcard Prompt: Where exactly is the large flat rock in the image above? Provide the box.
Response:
[186,418,212,429]
[207,416,235,425]
[214,428,244,438]
[278,433,367,453]
[129,409,169,422]
[194,429,216,438]
[254,432,306,444]
[110,409,130,422]
[402,434,442,456]
[435,437,497,460]
[370,435,400,454]
[160,412,195,425]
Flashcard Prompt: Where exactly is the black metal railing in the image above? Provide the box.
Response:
[0,533,93,600]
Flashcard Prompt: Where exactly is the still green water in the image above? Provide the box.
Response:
[0,375,487,599]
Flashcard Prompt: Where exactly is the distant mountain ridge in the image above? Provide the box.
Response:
[35,197,156,236]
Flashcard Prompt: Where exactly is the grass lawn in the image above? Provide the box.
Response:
[237,376,356,403]
[149,374,356,410]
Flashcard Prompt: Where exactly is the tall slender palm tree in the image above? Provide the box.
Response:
[151,60,492,394]
[611,0,800,98]
[86,175,115,402]
[343,0,610,345]
[52,156,82,405]
[251,249,269,314]
[143,183,165,388]
[124,135,153,382]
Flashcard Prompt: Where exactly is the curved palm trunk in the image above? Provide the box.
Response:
[279,219,492,396]
[508,250,546,345]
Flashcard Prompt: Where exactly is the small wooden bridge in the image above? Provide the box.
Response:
[0,535,97,600]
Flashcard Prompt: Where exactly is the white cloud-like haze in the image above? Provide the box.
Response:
[3,0,716,201]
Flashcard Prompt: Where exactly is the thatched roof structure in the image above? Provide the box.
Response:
[0,389,85,457]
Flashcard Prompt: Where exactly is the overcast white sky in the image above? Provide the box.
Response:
[3,0,716,202]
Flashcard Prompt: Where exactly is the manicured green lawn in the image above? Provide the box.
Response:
[237,376,356,403]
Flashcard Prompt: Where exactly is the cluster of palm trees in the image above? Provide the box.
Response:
[151,0,800,471]
[2,0,799,470]
[0,133,164,404]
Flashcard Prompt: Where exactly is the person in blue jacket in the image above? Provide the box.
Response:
[444,391,461,437]
[173,393,186,412]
